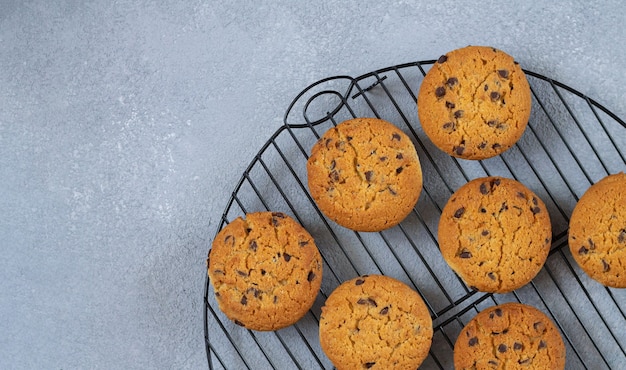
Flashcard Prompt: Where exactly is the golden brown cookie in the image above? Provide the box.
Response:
[569,172,626,288]
[454,303,566,369]
[307,118,423,232]
[207,211,322,331]
[319,275,433,370]
[417,45,531,160]
[438,177,552,293]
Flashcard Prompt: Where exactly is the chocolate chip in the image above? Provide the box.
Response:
[532,197,538,206]
[498,69,509,79]
[236,270,248,277]
[307,271,316,282]
[260,269,266,275]
[588,238,596,250]
[480,183,489,194]
[357,298,377,307]
[249,240,257,252]
[578,246,589,255]
[480,207,487,213]
[379,156,388,161]
[435,86,446,98]
[492,179,501,186]
[459,251,472,259]
[387,186,397,195]
[396,166,403,174]
[299,240,309,247]
[234,319,245,327]
[346,135,353,141]
[240,295,248,305]
[495,308,503,317]
[396,153,403,160]
[329,159,336,170]
[330,170,340,182]
[498,344,507,353]
[454,110,464,118]
[214,292,220,297]
[478,141,487,149]
[355,278,365,285]
[514,342,524,351]
[273,296,278,304]
[531,206,541,214]
[487,120,498,127]
[518,358,531,365]
[517,191,527,199]
[538,340,547,349]
[365,171,374,182]
[454,207,465,218]
[443,122,455,131]
[488,272,496,280]
[602,259,610,272]
[283,253,291,262]
[335,140,345,151]
[484,84,489,91]
[445,101,455,109]
[224,235,234,245]
[212,269,225,275]
[247,287,261,298]
[469,337,478,346]
[454,145,465,156]
[447,77,458,87]
[364,362,376,369]
[379,306,389,315]
[533,321,546,333]
[490,91,501,101]
[619,229,626,243]
[488,360,498,366]
[438,55,448,63]
[500,202,509,212]
[392,133,401,141]
[492,143,502,150]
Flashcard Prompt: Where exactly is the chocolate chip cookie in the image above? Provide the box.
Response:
[319,275,433,370]
[569,172,626,288]
[307,117,423,232]
[455,303,566,369]
[438,177,552,293]
[207,211,323,331]
[417,45,531,160]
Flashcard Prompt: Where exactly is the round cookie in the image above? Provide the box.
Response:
[307,117,423,232]
[438,176,552,293]
[454,303,566,369]
[319,275,433,370]
[569,172,626,288]
[207,211,322,331]
[417,45,531,160]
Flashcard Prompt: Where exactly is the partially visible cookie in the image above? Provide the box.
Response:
[307,117,423,232]
[319,275,433,370]
[569,172,626,288]
[207,211,322,331]
[438,177,552,293]
[454,303,566,369]
[417,45,531,160]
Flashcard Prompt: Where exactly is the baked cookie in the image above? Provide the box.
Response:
[319,275,433,370]
[417,45,531,160]
[307,117,423,232]
[207,211,322,331]
[454,303,566,369]
[438,177,552,293]
[569,172,626,288]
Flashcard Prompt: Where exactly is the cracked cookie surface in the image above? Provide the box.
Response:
[454,303,566,369]
[207,211,322,331]
[307,117,422,232]
[438,177,551,293]
[319,275,433,370]
[569,172,626,288]
[417,45,531,160]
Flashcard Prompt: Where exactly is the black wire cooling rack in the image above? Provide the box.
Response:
[204,59,626,369]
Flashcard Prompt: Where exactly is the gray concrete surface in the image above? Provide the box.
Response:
[1,1,624,369]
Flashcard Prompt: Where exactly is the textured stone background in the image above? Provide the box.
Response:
[1,1,624,368]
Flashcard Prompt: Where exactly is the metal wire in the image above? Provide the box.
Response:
[204,60,626,369]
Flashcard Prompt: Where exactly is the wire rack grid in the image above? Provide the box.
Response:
[204,59,626,369]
